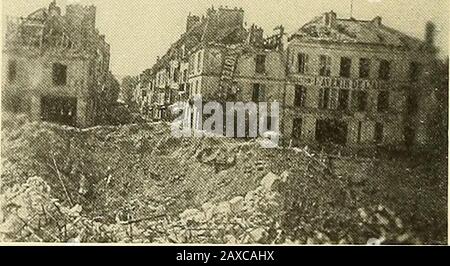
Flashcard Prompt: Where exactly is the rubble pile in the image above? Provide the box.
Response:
[1,118,447,244]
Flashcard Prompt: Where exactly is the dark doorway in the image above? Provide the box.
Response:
[315,119,348,145]
[41,96,77,126]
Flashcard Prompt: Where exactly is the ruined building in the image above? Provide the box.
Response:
[284,11,440,149]
[2,1,111,127]
[135,9,442,150]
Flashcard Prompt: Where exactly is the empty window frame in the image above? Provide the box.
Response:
[377,91,389,112]
[339,57,352,78]
[374,122,384,144]
[252,83,265,102]
[378,59,391,80]
[359,58,371,79]
[319,55,332,77]
[294,85,307,107]
[52,63,67,86]
[255,54,266,74]
[292,118,302,140]
[354,90,368,112]
[8,60,17,82]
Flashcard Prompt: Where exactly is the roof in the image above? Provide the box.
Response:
[290,12,429,51]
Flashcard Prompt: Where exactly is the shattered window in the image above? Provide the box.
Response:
[52,63,67,86]
[359,58,371,79]
[339,57,352,78]
[319,55,332,76]
[255,54,266,74]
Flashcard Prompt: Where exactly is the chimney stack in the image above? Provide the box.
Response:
[372,16,382,27]
[324,11,337,28]
[424,21,435,47]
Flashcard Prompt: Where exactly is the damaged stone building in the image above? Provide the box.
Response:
[2,1,111,127]
[135,8,441,150]
[284,11,439,149]
[135,7,286,132]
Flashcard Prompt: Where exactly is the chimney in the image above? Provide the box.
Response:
[186,14,200,32]
[324,11,337,28]
[372,16,382,27]
[48,0,61,16]
[424,21,435,47]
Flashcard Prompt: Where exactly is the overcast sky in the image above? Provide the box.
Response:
[3,0,449,78]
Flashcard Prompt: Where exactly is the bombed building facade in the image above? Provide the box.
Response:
[135,8,442,150]
[284,11,440,149]
[2,1,112,127]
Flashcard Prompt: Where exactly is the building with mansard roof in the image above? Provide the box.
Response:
[284,11,439,149]
[135,9,444,151]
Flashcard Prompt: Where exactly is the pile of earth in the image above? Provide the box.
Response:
[1,115,447,244]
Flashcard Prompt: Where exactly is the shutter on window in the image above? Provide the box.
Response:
[330,88,338,109]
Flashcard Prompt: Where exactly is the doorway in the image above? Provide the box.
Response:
[40,96,77,126]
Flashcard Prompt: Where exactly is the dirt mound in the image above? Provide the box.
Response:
[1,118,447,244]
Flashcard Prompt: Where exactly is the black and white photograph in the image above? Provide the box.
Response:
[0,0,448,248]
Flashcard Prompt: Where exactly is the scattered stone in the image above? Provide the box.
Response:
[229,196,244,214]
[179,209,205,223]
[247,227,267,243]
[260,172,281,191]
[215,202,231,216]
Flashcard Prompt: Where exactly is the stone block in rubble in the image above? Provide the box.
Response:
[245,190,257,202]
[260,172,282,191]
[246,227,267,243]
[229,196,244,214]
[215,201,231,216]
[179,208,205,224]
[224,234,238,244]
[202,202,216,221]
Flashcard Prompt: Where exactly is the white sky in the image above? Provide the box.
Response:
[2,0,449,77]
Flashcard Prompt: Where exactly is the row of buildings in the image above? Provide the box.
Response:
[2,1,115,127]
[133,7,444,150]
